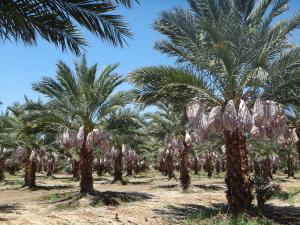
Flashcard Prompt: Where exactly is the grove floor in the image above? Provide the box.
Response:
[0,170,299,225]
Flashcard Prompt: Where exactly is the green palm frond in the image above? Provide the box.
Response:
[0,0,138,54]
[130,0,300,109]
[129,66,221,107]
[33,55,132,140]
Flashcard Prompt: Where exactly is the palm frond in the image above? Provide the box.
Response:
[0,0,137,54]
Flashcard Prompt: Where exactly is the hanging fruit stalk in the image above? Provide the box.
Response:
[186,97,297,214]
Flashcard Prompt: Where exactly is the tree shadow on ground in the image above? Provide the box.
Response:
[133,175,149,179]
[90,190,154,206]
[30,184,74,191]
[277,178,293,183]
[153,203,227,222]
[50,190,154,210]
[0,179,26,191]
[262,204,300,225]
[41,191,79,204]
[155,184,178,189]
[93,177,111,182]
[0,204,21,222]
[0,204,21,213]
[193,184,225,191]
[93,177,111,185]
[272,189,300,201]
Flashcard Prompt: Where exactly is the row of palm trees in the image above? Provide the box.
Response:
[129,0,300,215]
[1,0,300,217]
[0,62,300,212]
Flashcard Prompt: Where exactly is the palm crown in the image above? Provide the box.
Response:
[32,56,129,132]
[130,0,300,107]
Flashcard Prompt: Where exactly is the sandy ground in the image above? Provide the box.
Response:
[0,171,299,225]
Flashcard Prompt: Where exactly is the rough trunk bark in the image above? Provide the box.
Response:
[126,161,133,176]
[204,156,213,178]
[95,159,104,176]
[0,159,5,181]
[96,166,103,176]
[253,161,260,174]
[24,160,36,188]
[296,129,300,164]
[216,160,221,175]
[297,141,300,164]
[224,130,253,215]
[46,161,54,176]
[7,162,17,175]
[134,161,139,175]
[79,133,93,194]
[166,153,176,180]
[179,141,191,190]
[113,150,123,182]
[36,162,42,173]
[221,160,226,172]
[272,164,277,174]
[262,155,272,179]
[287,153,294,178]
[193,157,198,175]
[72,160,80,179]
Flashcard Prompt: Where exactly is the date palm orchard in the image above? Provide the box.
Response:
[130,0,300,214]
[33,58,130,193]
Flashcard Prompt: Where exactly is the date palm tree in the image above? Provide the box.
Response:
[32,56,130,193]
[286,106,300,162]
[130,0,300,214]
[0,112,10,181]
[0,0,139,54]
[145,104,191,190]
[0,102,42,187]
[103,108,144,183]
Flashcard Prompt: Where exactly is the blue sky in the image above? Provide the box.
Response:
[0,0,300,110]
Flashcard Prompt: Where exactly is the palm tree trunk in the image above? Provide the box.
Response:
[204,156,213,178]
[72,160,80,179]
[262,155,272,179]
[95,159,104,176]
[133,160,139,174]
[0,159,5,181]
[96,165,103,176]
[216,160,221,175]
[79,136,93,194]
[113,150,123,182]
[221,160,226,172]
[126,161,133,176]
[46,161,54,176]
[193,157,198,175]
[179,142,191,190]
[272,163,277,174]
[296,129,300,164]
[224,130,253,215]
[287,153,294,178]
[297,141,300,164]
[166,153,176,180]
[24,160,36,188]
